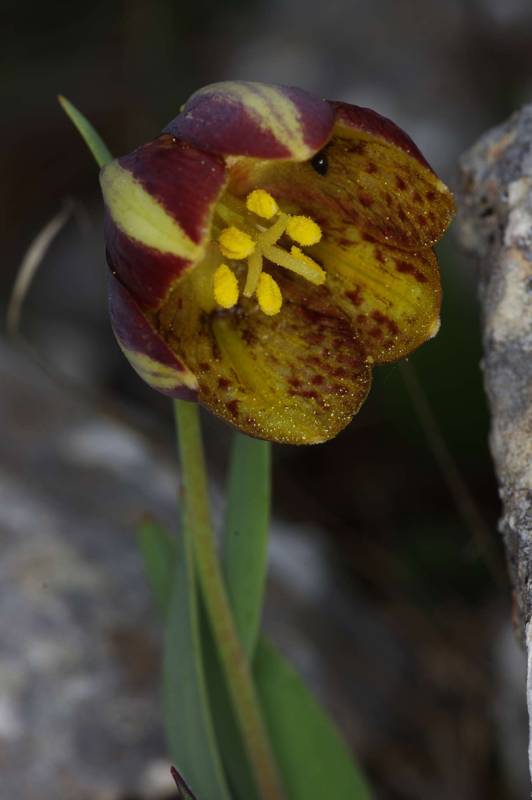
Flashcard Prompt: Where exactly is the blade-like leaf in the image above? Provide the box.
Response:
[137,518,259,800]
[137,516,176,614]
[164,525,231,800]
[201,601,260,800]
[223,434,270,658]
[58,95,112,168]
[254,638,372,800]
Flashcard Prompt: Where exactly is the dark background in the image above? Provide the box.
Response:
[3,1,532,798]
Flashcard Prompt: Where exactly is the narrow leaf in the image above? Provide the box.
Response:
[137,517,259,800]
[201,602,260,800]
[58,95,112,168]
[136,516,176,614]
[164,525,231,800]
[254,639,372,800]
[223,434,271,657]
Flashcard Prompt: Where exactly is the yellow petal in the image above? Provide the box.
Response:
[156,271,372,444]
[313,232,441,363]
[226,123,454,252]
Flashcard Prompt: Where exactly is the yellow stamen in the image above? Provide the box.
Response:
[244,250,263,298]
[257,212,289,248]
[213,264,239,309]
[213,195,326,315]
[246,189,279,219]
[262,244,326,285]
[218,226,255,260]
[286,215,322,246]
[256,272,282,316]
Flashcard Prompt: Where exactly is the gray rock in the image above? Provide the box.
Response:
[0,341,177,800]
[456,104,532,780]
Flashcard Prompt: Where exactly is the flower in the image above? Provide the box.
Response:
[101,81,454,444]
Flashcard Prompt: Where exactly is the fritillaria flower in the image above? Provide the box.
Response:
[101,81,454,444]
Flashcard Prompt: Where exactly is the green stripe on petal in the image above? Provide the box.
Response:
[167,81,335,162]
[119,345,198,393]
[101,162,204,260]
[197,82,311,160]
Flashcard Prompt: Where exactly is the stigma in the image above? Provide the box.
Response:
[213,189,325,315]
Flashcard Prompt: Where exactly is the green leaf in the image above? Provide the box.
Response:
[136,516,176,614]
[58,95,112,168]
[137,518,260,800]
[223,434,270,658]
[201,603,260,800]
[254,639,372,800]
[163,525,231,800]
[137,516,259,800]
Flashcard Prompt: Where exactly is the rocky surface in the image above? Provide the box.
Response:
[0,341,178,800]
[457,105,532,775]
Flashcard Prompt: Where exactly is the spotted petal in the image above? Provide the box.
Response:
[101,135,226,310]
[312,233,441,363]
[226,103,454,253]
[328,102,455,249]
[165,81,335,161]
[153,270,371,444]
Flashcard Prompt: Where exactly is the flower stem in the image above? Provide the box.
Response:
[173,399,285,800]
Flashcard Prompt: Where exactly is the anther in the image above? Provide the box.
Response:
[218,226,255,260]
[256,272,282,316]
[213,264,239,308]
[213,193,326,316]
[286,215,322,246]
[246,189,279,219]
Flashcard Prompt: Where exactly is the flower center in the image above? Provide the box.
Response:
[212,189,326,316]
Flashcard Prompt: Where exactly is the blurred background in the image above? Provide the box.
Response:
[2,1,531,798]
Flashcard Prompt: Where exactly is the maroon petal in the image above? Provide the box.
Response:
[165,81,335,161]
[331,101,433,171]
[101,135,226,309]
[108,272,198,399]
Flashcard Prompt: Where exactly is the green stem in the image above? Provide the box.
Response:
[174,399,285,800]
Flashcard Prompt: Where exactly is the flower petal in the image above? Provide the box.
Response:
[165,81,335,161]
[155,272,372,444]
[331,102,433,170]
[329,101,455,248]
[226,106,454,253]
[101,135,226,309]
[108,272,198,399]
[311,233,441,363]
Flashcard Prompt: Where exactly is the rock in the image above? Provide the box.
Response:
[0,341,177,799]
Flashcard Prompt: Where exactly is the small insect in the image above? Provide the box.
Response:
[310,149,328,175]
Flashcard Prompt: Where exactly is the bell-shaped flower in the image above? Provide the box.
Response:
[101,81,454,444]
